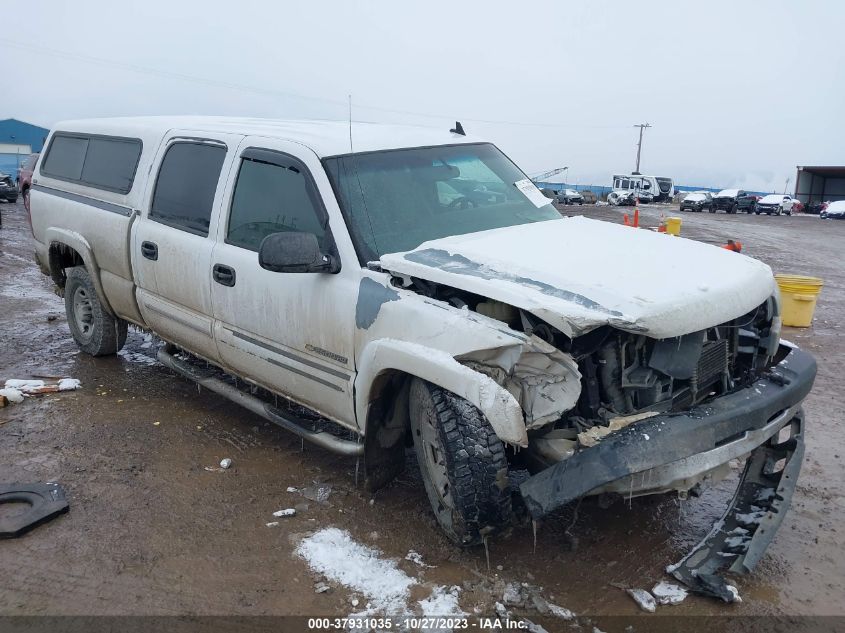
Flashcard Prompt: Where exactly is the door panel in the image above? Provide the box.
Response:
[210,137,357,426]
[132,132,242,363]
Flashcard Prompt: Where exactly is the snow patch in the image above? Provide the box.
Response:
[296,528,415,614]
[651,581,687,605]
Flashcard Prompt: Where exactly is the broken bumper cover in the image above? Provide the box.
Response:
[519,344,815,518]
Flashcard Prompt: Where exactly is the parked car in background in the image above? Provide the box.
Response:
[578,190,597,204]
[555,188,584,205]
[680,192,713,212]
[0,172,18,202]
[807,201,827,215]
[17,153,39,212]
[756,194,796,216]
[608,189,651,205]
[712,189,757,214]
[820,200,845,219]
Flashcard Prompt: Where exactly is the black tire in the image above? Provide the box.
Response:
[64,266,128,356]
[409,378,512,546]
[709,207,716,213]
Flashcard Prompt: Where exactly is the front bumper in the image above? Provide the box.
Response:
[519,344,816,597]
[520,345,815,518]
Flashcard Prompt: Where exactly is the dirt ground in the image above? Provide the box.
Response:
[1,198,843,628]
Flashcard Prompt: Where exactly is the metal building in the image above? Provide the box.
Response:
[794,165,845,209]
[0,118,50,179]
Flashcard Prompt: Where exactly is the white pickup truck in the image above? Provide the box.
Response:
[30,117,815,600]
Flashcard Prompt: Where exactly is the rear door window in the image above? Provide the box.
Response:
[150,142,227,237]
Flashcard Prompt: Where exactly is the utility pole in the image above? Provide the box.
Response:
[633,123,651,174]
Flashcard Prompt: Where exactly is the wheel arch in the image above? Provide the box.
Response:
[356,339,528,449]
[44,227,115,316]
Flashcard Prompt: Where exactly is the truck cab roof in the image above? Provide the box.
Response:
[50,116,483,158]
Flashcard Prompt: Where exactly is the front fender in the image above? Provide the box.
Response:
[356,338,528,447]
[44,227,115,316]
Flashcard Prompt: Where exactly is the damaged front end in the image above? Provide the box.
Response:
[517,302,816,600]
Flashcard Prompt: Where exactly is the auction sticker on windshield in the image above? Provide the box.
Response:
[514,178,551,208]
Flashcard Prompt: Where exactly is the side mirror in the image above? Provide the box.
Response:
[258,232,339,274]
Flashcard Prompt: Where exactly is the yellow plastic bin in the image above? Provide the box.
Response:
[665,216,682,236]
[775,274,823,327]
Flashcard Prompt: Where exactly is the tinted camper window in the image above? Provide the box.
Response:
[150,142,226,237]
[41,133,142,194]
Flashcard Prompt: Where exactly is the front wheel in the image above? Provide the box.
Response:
[64,266,128,356]
[409,378,513,546]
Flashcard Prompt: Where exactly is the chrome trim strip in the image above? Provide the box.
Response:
[228,328,350,380]
[32,184,132,216]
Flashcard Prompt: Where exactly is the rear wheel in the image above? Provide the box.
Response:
[64,266,128,356]
[409,378,512,546]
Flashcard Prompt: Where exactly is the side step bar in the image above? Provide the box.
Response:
[157,348,363,457]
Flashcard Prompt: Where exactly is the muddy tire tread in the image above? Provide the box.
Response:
[64,266,128,356]
[411,379,512,545]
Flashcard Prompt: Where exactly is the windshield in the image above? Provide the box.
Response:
[686,193,705,201]
[324,143,560,263]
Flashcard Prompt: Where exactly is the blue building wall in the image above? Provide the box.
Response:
[0,119,50,177]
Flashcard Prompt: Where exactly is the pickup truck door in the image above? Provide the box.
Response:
[209,137,358,426]
[132,131,242,362]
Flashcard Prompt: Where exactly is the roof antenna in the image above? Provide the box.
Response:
[450,121,465,136]
[348,94,354,152]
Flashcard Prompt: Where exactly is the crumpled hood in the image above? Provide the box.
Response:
[380,216,777,339]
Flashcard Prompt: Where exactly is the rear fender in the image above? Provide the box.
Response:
[44,227,115,316]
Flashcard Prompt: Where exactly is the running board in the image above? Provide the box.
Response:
[157,348,363,457]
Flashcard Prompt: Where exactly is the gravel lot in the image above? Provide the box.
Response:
[1,198,843,627]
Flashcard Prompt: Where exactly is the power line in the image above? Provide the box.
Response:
[0,37,631,131]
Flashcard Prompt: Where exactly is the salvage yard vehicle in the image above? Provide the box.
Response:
[679,191,713,212]
[555,188,584,205]
[17,152,39,213]
[755,194,795,216]
[0,172,18,203]
[711,189,758,214]
[29,117,816,600]
[820,200,845,219]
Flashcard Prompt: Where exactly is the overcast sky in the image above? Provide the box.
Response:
[3,0,843,192]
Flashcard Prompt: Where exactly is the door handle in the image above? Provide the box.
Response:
[212,263,236,287]
[141,241,158,261]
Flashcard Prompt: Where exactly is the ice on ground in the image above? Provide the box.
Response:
[405,550,434,568]
[626,588,656,612]
[57,378,81,391]
[219,458,232,469]
[5,379,45,390]
[547,603,575,620]
[273,508,296,517]
[296,528,415,614]
[726,585,742,602]
[118,349,160,366]
[419,585,465,619]
[651,581,687,605]
[0,388,25,403]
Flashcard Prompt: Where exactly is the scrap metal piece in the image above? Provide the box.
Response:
[667,411,804,602]
[0,483,69,538]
